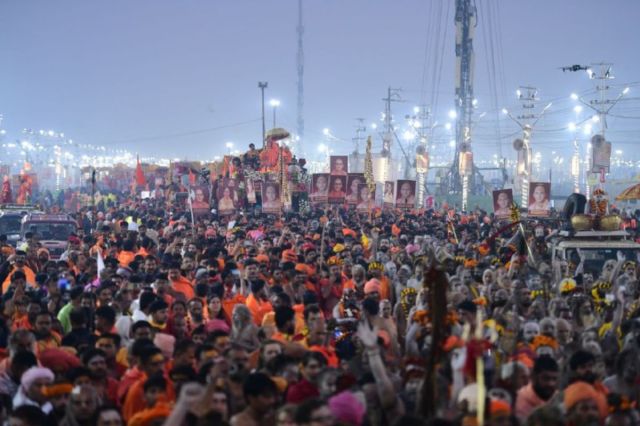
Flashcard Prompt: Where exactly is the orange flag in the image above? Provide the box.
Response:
[135,155,146,187]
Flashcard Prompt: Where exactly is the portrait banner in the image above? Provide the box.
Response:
[261,182,282,214]
[493,189,514,220]
[330,155,348,176]
[246,178,257,204]
[528,182,551,217]
[217,178,239,216]
[328,175,347,204]
[346,173,364,206]
[383,181,395,209]
[190,185,210,218]
[356,183,375,213]
[310,173,329,205]
[395,180,416,209]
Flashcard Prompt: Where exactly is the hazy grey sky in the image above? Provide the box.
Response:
[1,0,639,161]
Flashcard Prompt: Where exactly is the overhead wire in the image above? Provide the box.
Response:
[479,0,502,157]
[429,0,447,122]
[419,1,435,106]
[111,118,261,144]
[490,0,506,157]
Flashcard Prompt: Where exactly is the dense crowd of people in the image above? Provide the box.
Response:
[0,170,639,426]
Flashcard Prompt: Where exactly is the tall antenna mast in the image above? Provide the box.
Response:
[353,118,366,157]
[571,63,630,190]
[451,0,476,210]
[296,0,305,154]
[406,106,430,205]
[381,87,401,181]
[346,119,367,173]
[572,63,629,138]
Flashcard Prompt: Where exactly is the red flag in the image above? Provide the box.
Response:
[189,169,196,186]
[135,155,146,187]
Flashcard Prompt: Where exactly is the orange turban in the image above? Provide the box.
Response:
[464,259,478,269]
[364,279,381,295]
[282,249,298,262]
[271,376,288,393]
[443,335,464,352]
[564,382,600,411]
[42,383,73,398]
[514,353,534,369]
[128,403,172,426]
[490,399,511,416]
[255,254,269,264]
[295,264,311,275]
[342,228,357,238]
[39,348,81,372]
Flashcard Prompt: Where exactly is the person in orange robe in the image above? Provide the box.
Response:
[168,263,194,301]
[122,347,175,422]
[2,253,37,293]
[368,262,390,301]
[117,240,137,267]
[245,280,273,326]
[32,312,62,354]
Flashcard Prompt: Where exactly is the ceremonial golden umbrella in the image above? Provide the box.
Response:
[615,183,640,201]
[265,128,290,141]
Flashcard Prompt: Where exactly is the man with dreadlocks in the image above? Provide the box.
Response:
[394,287,417,349]
[367,261,390,301]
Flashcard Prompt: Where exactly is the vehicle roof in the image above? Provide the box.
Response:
[22,214,75,223]
[0,211,29,217]
[556,240,640,249]
[0,204,37,210]
[558,230,631,238]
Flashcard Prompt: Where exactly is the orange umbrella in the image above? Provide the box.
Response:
[616,183,640,201]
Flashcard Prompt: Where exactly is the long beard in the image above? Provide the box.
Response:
[533,383,554,401]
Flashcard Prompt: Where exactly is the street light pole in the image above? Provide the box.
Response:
[258,82,268,148]
[270,99,280,128]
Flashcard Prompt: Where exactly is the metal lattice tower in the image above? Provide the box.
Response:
[573,63,629,192]
[381,87,401,181]
[353,118,366,157]
[450,0,476,209]
[296,0,305,153]
[349,118,367,173]
[504,86,551,207]
[407,106,430,205]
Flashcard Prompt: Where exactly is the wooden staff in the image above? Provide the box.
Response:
[475,308,486,426]
[91,169,96,230]
[419,252,448,418]
[319,218,327,260]
[449,220,459,245]
[518,222,536,264]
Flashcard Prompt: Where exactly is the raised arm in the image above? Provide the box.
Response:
[357,322,397,410]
